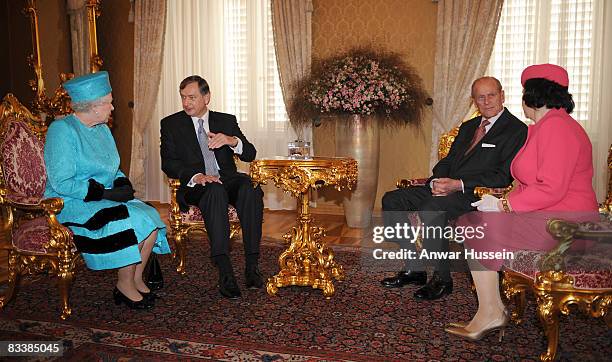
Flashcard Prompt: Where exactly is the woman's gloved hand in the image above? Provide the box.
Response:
[84,179,104,202]
[470,194,502,212]
[103,185,135,202]
[84,178,135,202]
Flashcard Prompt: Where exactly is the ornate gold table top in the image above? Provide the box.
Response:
[249,156,357,197]
[250,156,358,297]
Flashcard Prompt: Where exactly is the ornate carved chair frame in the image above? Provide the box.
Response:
[502,218,611,361]
[500,145,612,361]
[24,0,103,121]
[0,94,80,320]
[168,177,241,275]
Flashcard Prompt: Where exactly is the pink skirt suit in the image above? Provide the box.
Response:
[459,108,598,270]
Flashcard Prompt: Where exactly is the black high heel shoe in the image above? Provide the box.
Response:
[139,290,157,302]
[113,288,154,310]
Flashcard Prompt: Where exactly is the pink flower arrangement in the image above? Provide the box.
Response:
[291,48,429,126]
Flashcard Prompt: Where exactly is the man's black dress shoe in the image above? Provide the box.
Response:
[219,274,242,299]
[413,274,453,301]
[380,270,427,288]
[245,266,264,289]
[113,288,154,309]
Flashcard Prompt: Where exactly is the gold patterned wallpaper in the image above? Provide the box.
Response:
[37,0,72,96]
[98,0,135,173]
[311,0,437,214]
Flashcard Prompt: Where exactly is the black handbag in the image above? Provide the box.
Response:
[145,253,164,291]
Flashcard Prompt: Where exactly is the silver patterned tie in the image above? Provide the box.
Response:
[197,118,219,176]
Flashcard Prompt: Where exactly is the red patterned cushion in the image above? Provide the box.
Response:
[6,191,43,206]
[227,206,239,222]
[174,205,240,224]
[12,217,76,254]
[12,217,51,253]
[504,245,612,289]
[1,120,46,200]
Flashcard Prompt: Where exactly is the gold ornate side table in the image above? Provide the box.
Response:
[249,157,358,297]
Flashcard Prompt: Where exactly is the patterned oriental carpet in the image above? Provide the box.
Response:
[0,239,610,361]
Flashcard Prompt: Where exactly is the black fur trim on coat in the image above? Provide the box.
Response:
[63,205,129,230]
[72,229,138,254]
[84,179,104,202]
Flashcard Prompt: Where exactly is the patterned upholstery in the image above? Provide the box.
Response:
[0,119,46,200]
[504,245,612,289]
[12,217,51,254]
[1,119,48,254]
[178,204,240,224]
[5,192,45,206]
[504,214,612,289]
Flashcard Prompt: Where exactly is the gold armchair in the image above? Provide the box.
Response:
[0,94,80,320]
[168,178,241,275]
[501,145,612,361]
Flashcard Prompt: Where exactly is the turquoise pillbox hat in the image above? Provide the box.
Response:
[64,71,112,103]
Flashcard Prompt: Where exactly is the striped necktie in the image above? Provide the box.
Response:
[464,119,490,155]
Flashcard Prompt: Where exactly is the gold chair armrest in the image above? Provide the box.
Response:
[474,185,513,199]
[0,190,72,252]
[168,178,180,190]
[396,178,428,189]
[0,188,64,214]
[544,218,612,271]
[167,178,182,228]
[544,219,580,271]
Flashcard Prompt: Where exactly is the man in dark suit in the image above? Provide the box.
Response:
[380,77,527,301]
[160,75,264,299]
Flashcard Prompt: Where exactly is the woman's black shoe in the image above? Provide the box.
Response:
[139,290,157,302]
[113,287,154,309]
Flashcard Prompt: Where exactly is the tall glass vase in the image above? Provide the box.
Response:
[335,114,380,228]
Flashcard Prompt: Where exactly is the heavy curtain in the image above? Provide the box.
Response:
[270,0,313,142]
[430,0,504,167]
[592,0,612,198]
[146,0,296,210]
[66,0,89,76]
[129,0,166,197]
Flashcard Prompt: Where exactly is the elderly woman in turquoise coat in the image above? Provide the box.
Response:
[44,71,171,310]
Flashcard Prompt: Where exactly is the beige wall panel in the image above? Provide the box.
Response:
[312,0,437,215]
[98,0,134,174]
[37,0,72,93]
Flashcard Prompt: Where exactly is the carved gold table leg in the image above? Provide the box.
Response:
[267,190,344,298]
[250,157,357,298]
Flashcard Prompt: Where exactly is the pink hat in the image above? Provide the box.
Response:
[521,63,569,87]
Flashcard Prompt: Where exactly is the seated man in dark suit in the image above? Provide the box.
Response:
[380,77,528,301]
[160,75,264,300]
